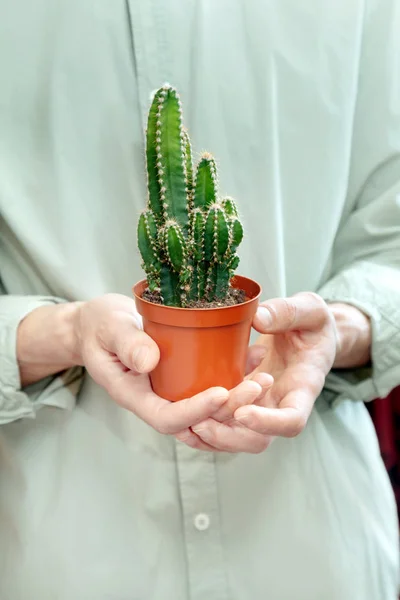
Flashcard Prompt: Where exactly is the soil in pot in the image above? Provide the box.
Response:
[142,287,246,308]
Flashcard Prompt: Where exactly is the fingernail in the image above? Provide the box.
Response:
[257,306,273,329]
[235,413,251,424]
[191,426,202,434]
[132,346,150,371]
[192,427,210,439]
[211,390,229,405]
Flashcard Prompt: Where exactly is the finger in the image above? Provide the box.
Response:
[174,429,222,452]
[234,388,314,437]
[87,348,229,434]
[101,313,160,374]
[211,380,263,423]
[84,345,128,390]
[253,292,329,334]
[245,344,267,375]
[249,371,274,401]
[125,382,229,435]
[192,419,271,454]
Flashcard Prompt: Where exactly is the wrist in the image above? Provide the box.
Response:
[329,303,372,369]
[17,301,84,386]
[70,301,85,366]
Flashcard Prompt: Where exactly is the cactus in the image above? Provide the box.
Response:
[138,84,244,307]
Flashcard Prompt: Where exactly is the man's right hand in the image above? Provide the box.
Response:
[76,294,232,445]
[76,295,273,450]
[18,294,268,451]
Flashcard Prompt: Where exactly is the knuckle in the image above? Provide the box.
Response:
[153,408,173,435]
[250,438,270,454]
[303,291,324,305]
[281,298,297,328]
[110,308,127,324]
[154,421,170,435]
[285,413,307,438]
[312,371,327,393]
[209,407,226,422]
[303,292,330,321]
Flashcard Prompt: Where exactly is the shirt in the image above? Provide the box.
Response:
[0,1,400,598]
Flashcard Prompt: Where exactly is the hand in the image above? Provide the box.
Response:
[74,294,269,450]
[191,293,338,451]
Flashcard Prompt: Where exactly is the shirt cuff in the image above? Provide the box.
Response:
[0,296,83,425]
[318,261,400,407]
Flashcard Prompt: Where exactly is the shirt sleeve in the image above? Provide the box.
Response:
[0,294,83,425]
[318,0,400,407]
[319,259,400,407]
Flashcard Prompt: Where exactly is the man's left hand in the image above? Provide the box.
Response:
[190,292,338,452]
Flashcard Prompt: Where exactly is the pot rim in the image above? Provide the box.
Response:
[133,274,261,328]
[133,274,261,313]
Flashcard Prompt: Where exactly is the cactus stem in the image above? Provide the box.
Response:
[139,84,244,307]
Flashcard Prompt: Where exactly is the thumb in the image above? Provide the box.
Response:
[105,321,160,374]
[129,330,160,373]
[253,293,328,334]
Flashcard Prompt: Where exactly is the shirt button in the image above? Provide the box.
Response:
[194,513,210,531]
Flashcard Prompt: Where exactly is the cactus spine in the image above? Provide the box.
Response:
[138,84,244,307]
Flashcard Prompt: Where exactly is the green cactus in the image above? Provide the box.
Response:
[138,84,244,307]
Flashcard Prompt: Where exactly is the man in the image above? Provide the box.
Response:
[1,1,399,598]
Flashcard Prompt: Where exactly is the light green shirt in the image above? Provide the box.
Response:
[1,1,400,598]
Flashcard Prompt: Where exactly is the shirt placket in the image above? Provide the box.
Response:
[126,2,229,597]
[126,0,171,125]
[175,441,229,600]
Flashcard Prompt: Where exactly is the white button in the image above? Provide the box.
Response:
[194,513,210,531]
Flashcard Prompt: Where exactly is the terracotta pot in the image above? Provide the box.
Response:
[133,275,261,401]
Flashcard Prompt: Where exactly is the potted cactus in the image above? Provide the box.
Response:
[133,84,261,401]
